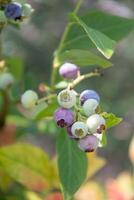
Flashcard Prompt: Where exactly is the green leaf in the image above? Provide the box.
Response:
[100,132,107,146]
[35,101,58,121]
[72,14,115,59]
[101,112,122,128]
[57,129,88,200]
[62,11,134,52]
[0,143,58,191]
[54,49,112,68]
[6,57,24,81]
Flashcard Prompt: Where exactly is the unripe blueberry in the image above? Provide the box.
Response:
[83,99,99,117]
[86,114,106,134]
[59,63,80,79]
[57,89,76,109]
[22,3,34,17]
[80,90,100,105]
[67,126,77,139]
[21,90,38,109]
[4,2,22,20]
[54,107,75,128]
[0,72,14,90]
[78,135,99,152]
[71,121,88,138]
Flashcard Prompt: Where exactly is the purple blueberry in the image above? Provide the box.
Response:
[80,90,100,105]
[78,135,99,152]
[59,63,80,79]
[4,2,22,20]
[54,107,75,128]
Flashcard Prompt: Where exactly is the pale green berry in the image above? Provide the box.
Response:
[83,99,99,117]
[57,89,76,108]
[0,72,14,90]
[71,121,88,138]
[21,90,38,109]
[86,114,106,134]
[22,3,34,17]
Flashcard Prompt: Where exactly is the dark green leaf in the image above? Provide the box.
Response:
[72,14,115,59]
[62,11,134,52]
[54,49,112,68]
[57,129,88,200]
[101,112,122,128]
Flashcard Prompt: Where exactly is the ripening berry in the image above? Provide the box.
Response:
[21,90,38,109]
[80,90,100,105]
[54,107,75,128]
[83,99,99,117]
[4,2,22,20]
[78,135,99,152]
[71,121,88,138]
[57,89,76,108]
[22,3,34,17]
[67,126,77,139]
[0,72,14,90]
[86,114,106,134]
[59,63,80,79]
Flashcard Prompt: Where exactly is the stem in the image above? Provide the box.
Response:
[37,94,56,104]
[74,0,84,14]
[68,71,101,89]
[50,0,84,89]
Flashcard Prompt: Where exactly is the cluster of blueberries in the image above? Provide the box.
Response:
[0,0,33,21]
[54,63,106,152]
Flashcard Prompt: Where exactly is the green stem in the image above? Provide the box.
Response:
[50,0,84,89]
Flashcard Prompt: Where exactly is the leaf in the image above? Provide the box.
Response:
[62,11,134,52]
[57,129,88,200]
[101,112,122,128]
[35,101,58,121]
[72,14,116,59]
[0,143,58,191]
[54,49,112,68]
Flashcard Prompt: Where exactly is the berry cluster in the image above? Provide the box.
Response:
[54,63,106,153]
[0,0,33,27]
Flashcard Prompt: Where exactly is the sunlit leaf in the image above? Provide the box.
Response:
[101,112,122,128]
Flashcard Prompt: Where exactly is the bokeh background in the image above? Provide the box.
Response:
[1,0,134,199]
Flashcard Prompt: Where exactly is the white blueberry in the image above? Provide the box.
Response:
[83,99,99,117]
[57,89,76,108]
[0,72,14,90]
[86,114,106,134]
[21,90,38,109]
[71,121,88,138]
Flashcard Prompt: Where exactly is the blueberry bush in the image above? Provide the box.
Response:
[0,0,134,199]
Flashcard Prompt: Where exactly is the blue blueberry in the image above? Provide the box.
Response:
[80,90,100,105]
[4,2,22,20]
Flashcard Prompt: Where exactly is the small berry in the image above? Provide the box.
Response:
[4,2,22,20]
[86,114,106,134]
[0,72,14,90]
[59,63,80,79]
[57,89,76,109]
[83,99,99,117]
[78,135,99,152]
[22,3,34,17]
[71,121,88,138]
[54,107,75,128]
[21,90,38,109]
[67,126,77,139]
[80,90,100,105]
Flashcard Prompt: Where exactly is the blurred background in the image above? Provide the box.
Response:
[0,0,134,199]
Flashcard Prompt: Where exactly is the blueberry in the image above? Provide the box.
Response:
[86,114,106,134]
[4,2,22,20]
[83,99,99,117]
[59,63,80,79]
[0,72,14,90]
[71,121,88,138]
[21,90,38,109]
[78,135,99,152]
[80,90,100,105]
[57,89,76,109]
[54,107,75,128]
